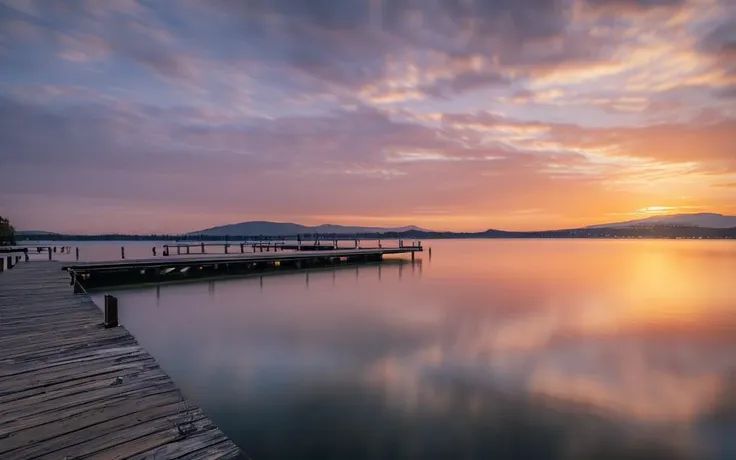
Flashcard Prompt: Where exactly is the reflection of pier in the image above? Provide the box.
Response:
[64,247,423,291]
[247,259,423,293]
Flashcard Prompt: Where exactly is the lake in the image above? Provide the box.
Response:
[90,239,736,459]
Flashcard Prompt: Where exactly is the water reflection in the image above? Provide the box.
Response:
[99,240,736,459]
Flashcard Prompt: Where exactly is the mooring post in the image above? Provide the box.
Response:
[225,244,229,254]
[48,247,52,261]
[429,247,432,258]
[411,251,415,262]
[104,295,119,328]
[121,246,125,259]
[152,247,157,256]
[76,247,80,261]
[187,246,190,254]
[24,249,29,262]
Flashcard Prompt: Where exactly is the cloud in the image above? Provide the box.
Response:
[586,0,686,9]
[1,0,735,232]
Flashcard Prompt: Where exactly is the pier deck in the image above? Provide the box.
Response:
[0,263,241,459]
[63,247,422,290]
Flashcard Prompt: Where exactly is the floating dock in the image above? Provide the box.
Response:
[0,262,242,459]
[64,246,423,290]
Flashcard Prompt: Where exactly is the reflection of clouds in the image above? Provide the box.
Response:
[357,295,735,425]
[529,360,721,422]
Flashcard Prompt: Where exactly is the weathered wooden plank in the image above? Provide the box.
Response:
[0,370,169,422]
[88,417,222,460]
[0,361,160,405]
[0,391,185,456]
[176,441,245,460]
[0,352,155,393]
[0,344,143,378]
[0,382,179,438]
[0,360,163,404]
[0,263,240,459]
[128,425,233,460]
[1,334,137,363]
[17,401,191,460]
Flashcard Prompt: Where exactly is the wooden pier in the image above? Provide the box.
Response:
[65,246,423,291]
[0,262,242,459]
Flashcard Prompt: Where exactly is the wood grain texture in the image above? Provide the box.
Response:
[0,262,242,460]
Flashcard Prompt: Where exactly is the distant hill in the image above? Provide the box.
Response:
[15,230,60,236]
[587,213,736,229]
[189,221,429,237]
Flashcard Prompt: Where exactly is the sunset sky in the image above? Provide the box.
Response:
[0,0,735,234]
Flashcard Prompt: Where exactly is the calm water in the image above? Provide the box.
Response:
[91,240,736,459]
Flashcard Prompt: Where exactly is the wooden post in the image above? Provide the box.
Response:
[76,247,80,261]
[177,246,181,255]
[152,247,157,256]
[7,255,12,269]
[225,244,228,254]
[411,251,415,262]
[104,295,118,328]
[48,247,52,261]
[240,243,244,253]
[187,246,190,254]
[73,273,84,294]
[121,246,125,259]
[429,247,432,258]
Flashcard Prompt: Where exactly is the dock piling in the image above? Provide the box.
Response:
[121,246,125,259]
[76,247,80,261]
[48,247,52,261]
[104,294,119,328]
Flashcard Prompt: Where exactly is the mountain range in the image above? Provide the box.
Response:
[189,213,736,236]
[586,213,736,229]
[17,213,736,238]
[188,221,428,237]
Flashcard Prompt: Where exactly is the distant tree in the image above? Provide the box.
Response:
[0,215,15,246]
